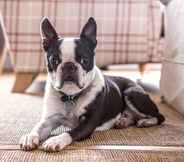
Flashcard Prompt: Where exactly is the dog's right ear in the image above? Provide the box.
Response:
[40,17,58,51]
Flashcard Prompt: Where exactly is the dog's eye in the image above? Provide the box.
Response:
[81,58,88,65]
[53,59,59,66]
[49,56,60,69]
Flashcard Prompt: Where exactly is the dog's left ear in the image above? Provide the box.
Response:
[40,17,59,51]
[80,17,97,49]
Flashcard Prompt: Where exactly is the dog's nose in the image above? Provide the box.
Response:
[62,62,77,73]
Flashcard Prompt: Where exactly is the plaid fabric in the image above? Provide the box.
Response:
[0,0,164,72]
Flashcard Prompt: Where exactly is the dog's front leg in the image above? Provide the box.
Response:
[19,114,62,151]
[42,114,99,152]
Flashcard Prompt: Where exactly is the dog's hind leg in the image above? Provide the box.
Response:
[124,87,165,127]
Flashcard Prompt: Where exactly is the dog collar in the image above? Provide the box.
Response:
[51,82,92,103]
[60,92,81,102]
[59,85,91,103]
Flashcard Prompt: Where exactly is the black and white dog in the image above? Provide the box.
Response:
[19,17,165,152]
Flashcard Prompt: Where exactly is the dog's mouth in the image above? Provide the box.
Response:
[62,80,83,89]
[53,80,84,96]
[55,78,83,91]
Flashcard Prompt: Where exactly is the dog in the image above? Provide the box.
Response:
[19,17,165,152]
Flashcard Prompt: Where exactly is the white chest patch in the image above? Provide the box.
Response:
[43,67,105,128]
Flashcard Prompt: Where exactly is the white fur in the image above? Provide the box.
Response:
[51,37,96,95]
[42,132,72,151]
[73,66,104,116]
[19,65,105,151]
[19,132,40,150]
[124,86,145,94]
[95,113,121,131]
[136,117,158,127]
[43,66,105,127]
[20,36,107,151]
[60,38,76,62]
[125,96,146,118]
[54,38,80,94]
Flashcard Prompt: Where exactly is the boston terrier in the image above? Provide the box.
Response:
[19,17,165,152]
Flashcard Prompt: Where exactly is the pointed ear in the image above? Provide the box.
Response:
[40,17,58,51]
[80,17,97,48]
[159,0,171,5]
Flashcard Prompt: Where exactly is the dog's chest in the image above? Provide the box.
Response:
[64,100,86,119]
[44,94,88,129]
[58,100,87,128]
[44,71,104,128]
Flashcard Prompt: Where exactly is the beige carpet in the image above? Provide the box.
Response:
[0,74,184,162]
[1,150,184,162]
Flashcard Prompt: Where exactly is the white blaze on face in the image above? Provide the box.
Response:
[59,38,76,63]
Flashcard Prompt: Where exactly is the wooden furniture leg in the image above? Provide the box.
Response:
[12,72,38,93]
[100,66,108,71]
[138,63,147,76]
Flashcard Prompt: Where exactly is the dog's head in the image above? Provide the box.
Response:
[40,17,97,95]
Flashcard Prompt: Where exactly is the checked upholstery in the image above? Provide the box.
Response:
[0,0,164,73]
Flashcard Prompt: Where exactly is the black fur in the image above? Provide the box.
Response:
[41,18,64,72]
[75,39,95,72]
[80,17,97,49]
[74,17,97,72]
[41,17,59,51]
[41,17,165,143]
[125,91,165,124]
[69,76,126,141]
[46,39,62,72]
[68,75,165,141]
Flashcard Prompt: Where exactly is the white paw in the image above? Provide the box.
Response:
[42,133,72,152]
[136,118,158,128]
[19,132,40,151]
[115,117,134,128]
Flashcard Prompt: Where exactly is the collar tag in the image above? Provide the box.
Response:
[60,94,76,103]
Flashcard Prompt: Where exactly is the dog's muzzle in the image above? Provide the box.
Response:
[55,62,83,89]
[62,62,78,82]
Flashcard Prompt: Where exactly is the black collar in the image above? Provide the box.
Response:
[58,84,92,103]
[59,91,83,102]
[51,82,92,103]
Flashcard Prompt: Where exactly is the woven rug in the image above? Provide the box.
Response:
[0,93,184,147]
[0,150,184,162]
[0,92,184,161]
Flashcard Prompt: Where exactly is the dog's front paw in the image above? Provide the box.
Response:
[19,132,40,151]
[42,133,72,152]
